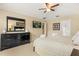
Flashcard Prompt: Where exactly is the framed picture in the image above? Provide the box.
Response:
[32,21,41,28]
[53,23,60,30]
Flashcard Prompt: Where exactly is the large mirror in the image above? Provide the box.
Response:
[7,16,25,32]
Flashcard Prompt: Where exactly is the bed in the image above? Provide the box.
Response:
[33,33,74,56]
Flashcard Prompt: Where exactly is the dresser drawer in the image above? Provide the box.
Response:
[0,32,30,50]
[1,38,19,50]
[1,34,18,39]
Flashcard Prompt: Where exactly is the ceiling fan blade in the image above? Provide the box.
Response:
[44,10,47,13]
[45,3,49,6]
[38,8,46,10]
[50,9,55,11]
[51,4,59,8]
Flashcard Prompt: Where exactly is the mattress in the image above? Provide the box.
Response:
[33,36,73,56]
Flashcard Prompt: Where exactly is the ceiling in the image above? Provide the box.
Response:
[0,3,79,19]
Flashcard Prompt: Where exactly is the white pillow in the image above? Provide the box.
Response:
[51,31,61,37]
[52,33,58,37]
[40,34,46,38]
[72,32,79,45]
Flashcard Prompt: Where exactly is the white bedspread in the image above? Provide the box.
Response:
[33,35,73,56]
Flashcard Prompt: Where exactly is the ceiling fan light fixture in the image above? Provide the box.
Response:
[47,8,51,12]
[48,3,56,6]
[38,3,59,14]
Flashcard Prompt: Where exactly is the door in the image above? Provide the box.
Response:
[42,22,48,36]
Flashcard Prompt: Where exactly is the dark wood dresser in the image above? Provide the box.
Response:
[0,32,30,51]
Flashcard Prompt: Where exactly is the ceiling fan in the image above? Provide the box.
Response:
[39,3,59,13]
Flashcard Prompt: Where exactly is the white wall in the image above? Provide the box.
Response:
[0,9,44,42]
[0,9,79,44]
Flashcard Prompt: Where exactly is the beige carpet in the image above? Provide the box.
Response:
[0,43,39,56]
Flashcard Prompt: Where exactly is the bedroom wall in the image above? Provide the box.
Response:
[25,16,45,41]
[0,9,79,43]
[45,15,79,44]
[0,9,44,42]
[46,15,79,37]
[70,16,79,36]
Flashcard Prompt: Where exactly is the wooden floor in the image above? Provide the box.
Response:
[71,46,79,56]
[0,43,38,56]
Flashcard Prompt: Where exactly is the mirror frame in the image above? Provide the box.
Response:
[6,16,25,32]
